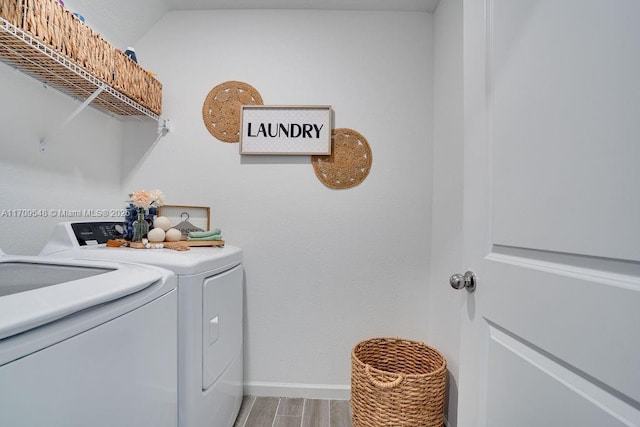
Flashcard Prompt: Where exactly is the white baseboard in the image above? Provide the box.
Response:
[243,381,350,400]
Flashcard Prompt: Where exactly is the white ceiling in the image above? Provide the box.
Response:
[62,0,440,50]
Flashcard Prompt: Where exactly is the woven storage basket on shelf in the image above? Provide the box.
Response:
[23,0,80,59]
[351,337,447,427]
[112,48,162,115]
[0,0,24,27]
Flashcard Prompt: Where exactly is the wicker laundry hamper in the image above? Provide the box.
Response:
[351,338,447,427]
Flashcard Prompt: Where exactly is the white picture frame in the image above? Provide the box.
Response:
[240,105,332,155]
[157,205,210,231]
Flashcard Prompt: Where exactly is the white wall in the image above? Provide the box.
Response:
[0,7,435,399]
[0,63,127,255]
[431,0,463,424]
[131,9,434,397]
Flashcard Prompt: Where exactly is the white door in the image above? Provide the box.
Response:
[456,1,640,426]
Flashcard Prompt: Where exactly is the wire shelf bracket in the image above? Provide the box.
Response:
[39,85,105,152]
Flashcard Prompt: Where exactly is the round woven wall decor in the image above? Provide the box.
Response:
[202,81,263,143]
[312,128,372,189]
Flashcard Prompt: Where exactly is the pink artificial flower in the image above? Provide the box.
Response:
[130,190,152,209]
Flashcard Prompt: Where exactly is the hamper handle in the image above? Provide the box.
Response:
[365,365,404,389]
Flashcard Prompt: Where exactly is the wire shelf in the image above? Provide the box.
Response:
[0,17,160,121]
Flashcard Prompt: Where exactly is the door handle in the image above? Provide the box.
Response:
[450,271,477,292]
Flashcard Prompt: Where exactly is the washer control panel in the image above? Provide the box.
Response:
[71,222,124,245]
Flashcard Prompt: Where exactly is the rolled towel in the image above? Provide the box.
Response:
[187,234,222,241]
[188,228,221,239]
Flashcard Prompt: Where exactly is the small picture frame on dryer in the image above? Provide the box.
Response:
[157,205,211,232]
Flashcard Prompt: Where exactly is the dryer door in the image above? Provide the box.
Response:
[202,264,243,390]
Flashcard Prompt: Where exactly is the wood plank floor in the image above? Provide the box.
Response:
[233,396,352,427]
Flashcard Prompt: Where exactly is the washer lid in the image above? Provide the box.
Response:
[0,255,164,340]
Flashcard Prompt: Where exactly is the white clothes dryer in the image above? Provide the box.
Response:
[0,249,178,427]
[40,221,244,427]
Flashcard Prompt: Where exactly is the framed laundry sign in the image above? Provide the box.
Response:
[240,105,332,155]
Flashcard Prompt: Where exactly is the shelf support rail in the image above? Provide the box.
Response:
[39,84,106,152]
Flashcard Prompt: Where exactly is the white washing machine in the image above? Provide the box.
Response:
[0,248,178,427]
[40,221,244,427]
